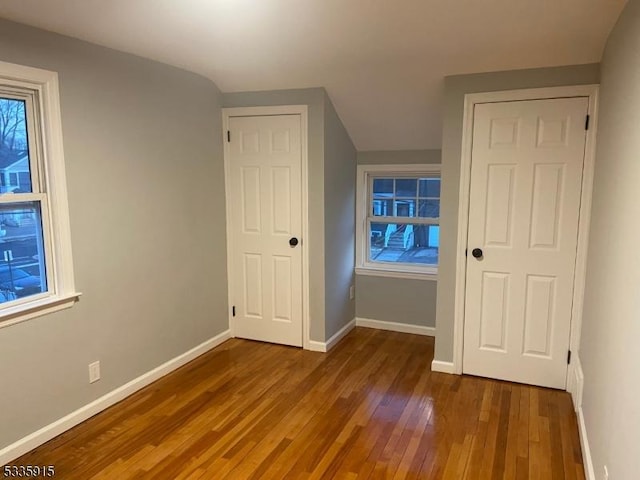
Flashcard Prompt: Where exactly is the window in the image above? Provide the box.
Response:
[0,61,78,328]
[356,164,440,279]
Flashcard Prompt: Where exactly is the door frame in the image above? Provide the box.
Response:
[222,105,311,349]
[449,85,599,389]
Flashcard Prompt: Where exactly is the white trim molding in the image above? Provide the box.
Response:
[577,407,595,480]
[431,360,456,374]
[308,318,356,352]
[309,317,436,353]
[0,293,81,330]
[222,106,310,349]
[0,60,80,328]
[356,317,435,336]
[567,354,585,412]
[566,354,594,480]
[0,329,232,466]
[450,85,600,377]
[355,267,437,282]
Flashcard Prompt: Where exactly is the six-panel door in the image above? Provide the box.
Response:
[463,97,589,389]
[228,114,303,347]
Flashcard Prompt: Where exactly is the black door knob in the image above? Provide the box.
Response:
[472,248,483,259]
[289,237,299,247]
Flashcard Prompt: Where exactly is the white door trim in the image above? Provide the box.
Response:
[222,105,310,350]
[447,85,599,384]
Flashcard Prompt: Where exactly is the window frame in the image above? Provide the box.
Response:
[0,61,79,329]
[356,163,441,280]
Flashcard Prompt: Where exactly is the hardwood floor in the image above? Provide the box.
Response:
[12,328,585,479]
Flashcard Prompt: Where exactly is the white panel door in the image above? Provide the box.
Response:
[463,97,589,389]
[228,114,302,347]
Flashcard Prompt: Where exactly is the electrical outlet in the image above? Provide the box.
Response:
[349,285,355,300]
[603,465,609,480]
[89,361,101,384]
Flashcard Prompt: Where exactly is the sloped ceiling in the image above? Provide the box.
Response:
[0,0,627,150]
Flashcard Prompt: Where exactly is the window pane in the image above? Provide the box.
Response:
[373,178,393,197]
[418,199,440,218]
[427,225,440,248]
[372,199,392,216]
[0,202,47,303]
[0,98,32,193]
[369,222,439,266]
[394,199,416,217]
[419,178,440,198]
[395,178,417,197]
[370,222,387,249]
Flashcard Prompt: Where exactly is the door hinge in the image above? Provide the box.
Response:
[227,130,231,142]
[232,306,236,317]
[567,350,572,365]
[585,115,590,131]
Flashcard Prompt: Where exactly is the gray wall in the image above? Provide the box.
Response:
[0,20,227,449]
[357,150,441,165]
[434,63,601,363]
[323,96,356,339]
[356,275,437,328]
[356,150,441,328]
[579,2,640,478]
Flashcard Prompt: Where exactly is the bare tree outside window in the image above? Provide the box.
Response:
[0,98,28,155]
[0,98,31,193]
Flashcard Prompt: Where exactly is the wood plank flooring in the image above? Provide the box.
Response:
[10,328,585,479]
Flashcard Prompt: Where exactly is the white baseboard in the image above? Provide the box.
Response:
[308,318,356,352]
[577,406,595,480]
[355,317,436,337]
[308,317,435,352]
[0,329,232,466]
[307,340,325,352]
[567,354,593,480]
[431,360,456,374]
[567,354,585,412]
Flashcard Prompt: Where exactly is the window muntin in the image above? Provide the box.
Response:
[357,165,441,278]
[371,177,440,219]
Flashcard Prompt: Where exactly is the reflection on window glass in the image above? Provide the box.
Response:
[0,202,46,303]
[419,178,440,198]
[395,179,417,198]
[369,223,439,266]
[418,199,440,218]
[0,98,32,193]
[373,178,393,197]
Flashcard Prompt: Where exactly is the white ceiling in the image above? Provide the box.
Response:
[0,1,626,150]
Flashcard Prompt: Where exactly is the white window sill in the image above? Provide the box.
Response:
[355,267,438,281]
[0,292,82,329]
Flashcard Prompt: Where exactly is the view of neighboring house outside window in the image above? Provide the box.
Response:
[356,164,440,278]
[1,153,31,192]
